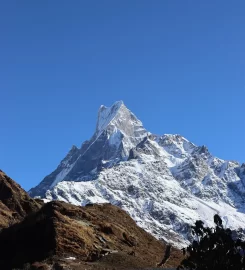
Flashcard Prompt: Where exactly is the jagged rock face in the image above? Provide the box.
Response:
[0,201,182,269]
[30,101,245,247]
[0,170,41,227]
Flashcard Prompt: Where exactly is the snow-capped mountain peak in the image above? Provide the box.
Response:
[30,101,245,248]
[30,102,148,197]
[95,100,146,139]
[96,100,124,135]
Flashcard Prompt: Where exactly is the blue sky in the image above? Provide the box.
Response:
[0,1,244,190]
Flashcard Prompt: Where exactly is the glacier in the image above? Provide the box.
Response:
[29,101,245,247]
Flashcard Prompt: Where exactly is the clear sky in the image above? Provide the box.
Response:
[0,1,244,191]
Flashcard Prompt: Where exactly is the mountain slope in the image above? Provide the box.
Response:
[30,101,245,247]
[0,200,182,269]
[0,170,41,228]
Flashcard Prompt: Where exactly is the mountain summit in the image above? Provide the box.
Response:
[30,102,245,247]
[30,101,148,197]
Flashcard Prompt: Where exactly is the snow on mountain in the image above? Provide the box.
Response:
[29,101,245,247]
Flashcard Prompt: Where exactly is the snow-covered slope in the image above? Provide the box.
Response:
[30,101,245,247]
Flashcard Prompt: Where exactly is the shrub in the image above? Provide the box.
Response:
[177,214,245,270]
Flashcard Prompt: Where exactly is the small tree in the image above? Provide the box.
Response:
[177,214,245,270]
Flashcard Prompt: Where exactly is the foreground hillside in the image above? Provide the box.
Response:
[0,170,182,269]
[0,170,41,228]
[30,101,245,247]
